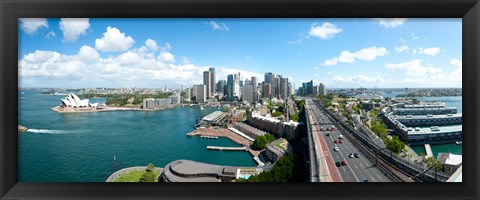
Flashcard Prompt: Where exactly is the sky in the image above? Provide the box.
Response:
[18,18,462,89]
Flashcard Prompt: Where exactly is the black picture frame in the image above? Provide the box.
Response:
[1,0,479,199]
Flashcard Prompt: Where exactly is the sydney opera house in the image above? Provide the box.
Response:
[55,94,99,112]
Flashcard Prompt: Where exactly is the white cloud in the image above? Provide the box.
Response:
[413,47,440,56]
[411,32,419,40]
[385,59,460,87]
[59,18,90,42]
[373,18,407,29]
[323,46,388,66]
[394,45,409,53]
[309,23,342,40]
[20,43,264,88]
[145,39,158,51]
[288,39,303,45]
[19,18,49,35]
[158,52,175,63]
[207,20,229,31]
[95,27,135,52]
[44,31,56,39]
[332,75,385,84]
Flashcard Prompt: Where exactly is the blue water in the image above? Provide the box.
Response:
[18,89,256,182]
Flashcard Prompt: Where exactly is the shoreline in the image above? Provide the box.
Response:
[51,105,175,113]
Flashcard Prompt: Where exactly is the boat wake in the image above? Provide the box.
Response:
[27,129,93,134]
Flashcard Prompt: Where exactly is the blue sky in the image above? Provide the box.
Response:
[18,18,462,89]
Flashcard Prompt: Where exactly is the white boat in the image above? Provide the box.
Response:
[200,106,204,110]
[455,141,462,145]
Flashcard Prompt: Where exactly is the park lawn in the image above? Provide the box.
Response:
[113,169,160,182]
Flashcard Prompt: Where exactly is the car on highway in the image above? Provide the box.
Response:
[335,161,341,167]
[333,146,339,151]
[341,160,347,166]
[363,179,369,182]
[326,133,330,136]
[354,153,360,158]
[338,135,344,139]
[334,140,338,144]
[331,125,335,130]
[339,140,343,144]
[348,153,354,158]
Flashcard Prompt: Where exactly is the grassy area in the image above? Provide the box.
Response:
[275,139,287,151]
[113,169,160,182]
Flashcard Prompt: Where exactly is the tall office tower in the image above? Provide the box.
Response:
[244,79,251,85]
[306,80,313,95]
[209,68,215,97]
[240,80,244,87]
[264,72,275,97]
[287,82,292,97]
[263,83,272,99]
[233,72,240,99]
[242,84,254,102]
[192,86,198,101]
[194,84,207,102]
[251,76,258,101]
[227,74,234,101]
[185,87,191,102]
[274,75,281,98]
[290,82,295,97]
[319,83,327,96]
[280,77,288,99]
[203,71,211,98]
[217,80,226,95]
[313,85,320,96]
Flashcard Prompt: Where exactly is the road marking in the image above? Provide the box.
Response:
[359,163,364,168]
[354,164,358,169]
[377,174,382,180]
[371,176,376,181]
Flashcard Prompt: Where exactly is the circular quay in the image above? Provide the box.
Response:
[17,18,462,183]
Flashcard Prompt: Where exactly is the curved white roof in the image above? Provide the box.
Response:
[61,94,92,108]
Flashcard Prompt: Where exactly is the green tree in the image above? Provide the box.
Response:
[425,157,444,172]
[271,112,283,117]
[277,105,285,113]
[324,101,332,108]
[243,155,306,182]
[146,163,155,172]
[385,136,405,154]
[139,171,157,182]
[290,114,299,122]
[252,134,275,150]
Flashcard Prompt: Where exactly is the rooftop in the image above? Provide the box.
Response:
[407,125,462,135]
[202,111,224,122]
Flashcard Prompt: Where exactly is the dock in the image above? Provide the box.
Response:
[207,146,248,151]
[424,144,433,158]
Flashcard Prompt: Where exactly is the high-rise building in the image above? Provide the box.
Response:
[313,85,320,96]
[251,76,258,101]
[185,87,191,102]
[274,75,281,98]
[227,74,234,101]
[303,80,313,95]
[233,72,240,99]
[264,72,275,97]
[319,83,327,96]
[242,84,254,102]
[203,71,211,98]
[280,77,288,99]
[217,80,226,95]
[209,68,215,97]
[171,93,181,104]
[263,83,272,99]
[193,84,207,102]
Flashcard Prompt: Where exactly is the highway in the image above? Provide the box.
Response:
[306,99,392,182]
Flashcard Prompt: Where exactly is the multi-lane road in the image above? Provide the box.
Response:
[306,99,392,182]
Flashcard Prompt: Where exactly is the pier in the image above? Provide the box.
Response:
[424,144,433,158]
[207,146,248,151]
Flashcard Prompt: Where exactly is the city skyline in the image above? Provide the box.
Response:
[19,18,462,89]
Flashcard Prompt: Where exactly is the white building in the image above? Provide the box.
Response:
[60,94,98,108]
[193,84,207,103]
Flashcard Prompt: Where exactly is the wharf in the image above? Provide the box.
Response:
[424,144,433,158]
[207,146,248,151]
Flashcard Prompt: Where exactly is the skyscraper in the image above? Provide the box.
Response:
[274,75,281,98]
[227,74,234,101]
[264,72,275,97]
[263,83,272,99]
[203,71,211,98]
[233,72,240,99]
[251,76,258,101]
[319,83,327,97]
[217,80,226,95]
[185,87,191,102]
[242,84,254,102]
[280,77,288,99]
[209,68,215,97]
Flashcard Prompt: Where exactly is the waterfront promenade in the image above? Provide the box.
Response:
[106,166,164,182]
[52,105,174,113]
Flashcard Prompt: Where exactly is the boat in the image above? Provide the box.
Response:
[18,125,28,132]
[200,106,204,110]
[455,141,462,145]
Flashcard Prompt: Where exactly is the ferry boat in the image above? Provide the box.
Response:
[455,141,462,145]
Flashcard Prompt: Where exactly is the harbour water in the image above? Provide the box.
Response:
[18,89,256,182]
